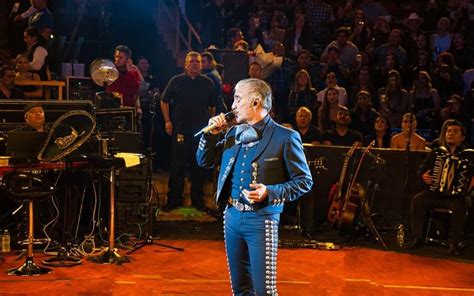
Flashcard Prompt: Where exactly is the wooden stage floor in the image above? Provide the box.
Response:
[1,237,474,295]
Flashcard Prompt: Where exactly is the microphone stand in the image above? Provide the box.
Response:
[400,88,417,233]
[127,93,184,254]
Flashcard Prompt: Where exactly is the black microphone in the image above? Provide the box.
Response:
[194,111,236,137]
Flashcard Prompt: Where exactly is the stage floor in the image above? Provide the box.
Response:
[1,220,474,296]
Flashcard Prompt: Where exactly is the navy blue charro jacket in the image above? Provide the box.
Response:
[196,117,314,214]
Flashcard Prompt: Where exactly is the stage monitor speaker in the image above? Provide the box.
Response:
[66,76,101,100]
[208,49,248,85]
[95,107,136,133]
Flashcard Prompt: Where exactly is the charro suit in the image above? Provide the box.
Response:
[196,115,313,295]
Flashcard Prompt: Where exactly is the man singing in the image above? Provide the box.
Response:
[196,78,313,295]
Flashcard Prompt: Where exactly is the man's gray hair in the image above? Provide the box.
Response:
[235,78,272,111]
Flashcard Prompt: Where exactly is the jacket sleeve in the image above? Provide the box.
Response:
[266,131,314,204]
[196,133,221,169]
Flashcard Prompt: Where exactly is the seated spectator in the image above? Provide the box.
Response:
[365,114,391,148]
[401,13,424,56]
[262,11,287,51]
[283,13,313,59]
[305,0,335,44]
[407,33,431,69]
[349,90,379,137]
[0,66,25,100]
[321,106,363,146]
[359,0,387,27]
[432,52,464,105]
[373,29,407,68]
[294,106,321,145]
[317,72,348,106]
[378,70,410,128]
[370,16,390,49]
[410,71,441,129]
[226,27,244,49]
[440,94,471,140]
[348,10,372,52]
[349,66,377,109]
[390,113,427,151]
[321,27,359,67]
[373,51,403,89]
[319,46,351,89]
[23,27,49,81]
[248,61,263,79]
[318,87,342,133]
[295,49,320,87]
[430,17,452,63]
[288,69,318,125]
[15,54,43,99]
[410,50,434,82]
[245,14,264,50]
[335,0,356,28]
[449,32,473,71]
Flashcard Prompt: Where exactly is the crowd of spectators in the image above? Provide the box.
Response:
[195,0,474,148]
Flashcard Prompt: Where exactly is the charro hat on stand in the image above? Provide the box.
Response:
[38,110,96,161]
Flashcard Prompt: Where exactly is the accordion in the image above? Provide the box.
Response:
[429,147,473,196]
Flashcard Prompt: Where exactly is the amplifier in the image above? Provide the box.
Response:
[66,76,101,100]
[95,107,136,133]
[116,202,148,235]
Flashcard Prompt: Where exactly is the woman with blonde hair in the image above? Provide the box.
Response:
[15,54,43,99]
[288,69,317,124]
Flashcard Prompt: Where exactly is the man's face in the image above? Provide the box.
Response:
[114,51,128,69]
[23,32,35,47]
[25,107,45,129]
[201,56,211,70]
[359,69,369,84]
[401,116,416,132]
[445,125,464,146]
[248,64,262,79]
[295,109,311,128]
[32,0,44,9]
[336,109,351,126]
[185,55,202,76]
[232,84,258,124]
[416,34,427,49]
[336,32,348,46]
[138,58,149,73]
[2,70,16,88]
[389,30,401,46]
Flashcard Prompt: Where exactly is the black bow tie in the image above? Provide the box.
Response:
[235,124,259,144]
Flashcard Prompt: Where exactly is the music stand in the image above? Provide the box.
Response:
[127,94,184,254]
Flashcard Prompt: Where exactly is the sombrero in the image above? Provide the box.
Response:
[38,110,96,161]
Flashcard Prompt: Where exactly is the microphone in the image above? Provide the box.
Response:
[194,111,236,137]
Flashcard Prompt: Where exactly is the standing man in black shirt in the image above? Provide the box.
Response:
[321,106,363,146]
[160,51,216,211]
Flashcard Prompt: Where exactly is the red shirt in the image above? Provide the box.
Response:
[107,69,141,107]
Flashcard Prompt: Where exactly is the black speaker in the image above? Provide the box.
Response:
[208,49,248,85]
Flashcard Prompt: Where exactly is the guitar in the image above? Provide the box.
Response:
[338,141,375,229]
[327,144,357,225]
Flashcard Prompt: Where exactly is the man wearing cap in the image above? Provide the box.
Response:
[20,102,47,132]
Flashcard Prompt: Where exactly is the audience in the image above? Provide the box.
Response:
[0,66,25,100]
[390,113,427,151]
[321,106,363,147]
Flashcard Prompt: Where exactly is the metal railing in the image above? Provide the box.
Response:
[156,0,202,54]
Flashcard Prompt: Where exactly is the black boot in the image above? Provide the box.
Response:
[403,238,423,250]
